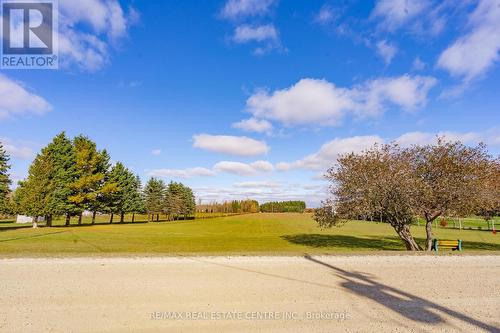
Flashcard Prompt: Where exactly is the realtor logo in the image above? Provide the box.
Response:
[1,0,58,69]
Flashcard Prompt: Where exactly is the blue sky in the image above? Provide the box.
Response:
[1,0,499,206]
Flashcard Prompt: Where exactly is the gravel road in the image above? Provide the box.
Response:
[1,255,499,332]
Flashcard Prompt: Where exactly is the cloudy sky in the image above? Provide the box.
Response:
[1,0,499,206]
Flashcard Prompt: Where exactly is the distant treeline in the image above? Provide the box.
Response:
[196,200,259,214]
[260,201,306,213]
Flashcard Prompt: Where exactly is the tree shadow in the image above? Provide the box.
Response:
[281,234,404,250]
[282,234,500,251]
[0,230,69,242]
[0,224,33,232]
[51,221,150,228]
[304,255,498,332]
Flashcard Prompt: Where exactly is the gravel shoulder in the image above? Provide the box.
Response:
[1,255,499,332]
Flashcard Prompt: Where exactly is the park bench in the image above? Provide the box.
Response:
[432,239,462,252]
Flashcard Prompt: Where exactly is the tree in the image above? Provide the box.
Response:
[477,159,500,230]
[123,175,145,222]
[164,182,195,220]
[68,136,111,225]
[260,201,305,213]
[164,182,183,220]
[410,139,495,250]
[315,144,423,250]
[180,184,195,219]
[143,178,165,222]
[14,151,53,228]
[107,163,144,223]
[0,142,11,215]
[44,132,78,226]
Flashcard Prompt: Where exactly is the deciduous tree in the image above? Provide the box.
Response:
[315,144,422,250]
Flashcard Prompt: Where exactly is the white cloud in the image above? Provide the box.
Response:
[371,0,430,31]
[232,117,273,134]
[214,160,274,176]
[376,40,397,65]
[193,134,269,156]
[278,129,500,172]
[148,167,216,179]
[0,75,52,120]
[314,5,336,24]
[0,137,37,160]
[437,0,500,82]
[151,149,161,156]
[246,79,354,126]
[57,0,136,71]
[358,75,437,117]
[233,24,278,43]
[245,76,436,126]
[220,0,275,19]
[233,180,282,188]
[277,135,384,171]
[395,129,500,147]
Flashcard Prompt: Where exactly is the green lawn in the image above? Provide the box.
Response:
[0,213,499,257]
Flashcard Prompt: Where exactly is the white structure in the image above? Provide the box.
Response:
[16,215,45,224]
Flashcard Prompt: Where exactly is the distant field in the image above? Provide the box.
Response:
[0,213,499,257]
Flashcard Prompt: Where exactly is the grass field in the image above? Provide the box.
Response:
[0,213,499,257]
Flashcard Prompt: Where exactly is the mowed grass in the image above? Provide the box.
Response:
[0,213,499,257]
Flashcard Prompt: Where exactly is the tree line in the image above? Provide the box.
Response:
[260,201,306,213]
[143,178,195,221]
[196,200,259,214]
[315,139,500,251]
[0,133,195,226]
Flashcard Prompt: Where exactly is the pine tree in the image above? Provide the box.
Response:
[69,136,111,224]
[44,132,78,226]
[144,178,165,222]
[14,151,52,227]
[123,175,145,222]
[0,142,12,214]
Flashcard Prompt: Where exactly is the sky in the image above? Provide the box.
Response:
[1,0,499,207]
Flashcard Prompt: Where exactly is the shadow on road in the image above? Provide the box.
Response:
[304,255,498,332]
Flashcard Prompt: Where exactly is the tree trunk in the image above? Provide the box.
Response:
[78,212,83,225]
[32,216,38,229]
[423,211,441,251]
[425,220,433,251]
[156,214,159,222]
[92,211,96,224]
[65,213,71,226]
[132,213,135,223]
[46,215,52,227]
[109,213,114,224]
[120,212,124,223]
[393,223,422,251]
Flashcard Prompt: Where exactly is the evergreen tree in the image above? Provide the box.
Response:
[144,178,165,222]
[165,182,195,220]
[14,151,53,227]
[0,142,11,214]
[69,136,111,224]
[123,175,145,222]
[181,185,195,219]
[107,163,145,223]
[44,132,78,226]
